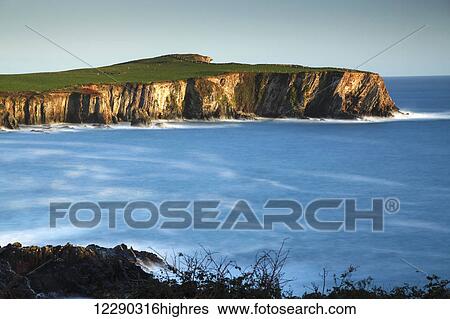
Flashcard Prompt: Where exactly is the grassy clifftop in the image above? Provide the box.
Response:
[0,54,355,93]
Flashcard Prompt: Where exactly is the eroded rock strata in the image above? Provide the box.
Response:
[0,71,397,128]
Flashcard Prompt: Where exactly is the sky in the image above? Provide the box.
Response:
[0,0,449,76]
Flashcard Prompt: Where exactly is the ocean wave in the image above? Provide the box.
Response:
[364,110,450,122]
[274,111,450,124]
[9,120,244,133]
[3,110,450,133]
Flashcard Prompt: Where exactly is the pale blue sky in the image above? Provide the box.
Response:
[0,0,449,76]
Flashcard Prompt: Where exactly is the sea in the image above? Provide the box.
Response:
[1,76,449,292]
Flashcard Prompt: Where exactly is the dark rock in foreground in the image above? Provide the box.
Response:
[1,242,449,299]
[0,243,163,298]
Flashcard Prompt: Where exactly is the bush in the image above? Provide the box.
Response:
[133,243,449,299]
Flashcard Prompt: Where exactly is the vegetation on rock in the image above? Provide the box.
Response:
[0,54,359,93]
[0,243,448,299]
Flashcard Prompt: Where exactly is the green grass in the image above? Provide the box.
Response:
[0,54,355,93]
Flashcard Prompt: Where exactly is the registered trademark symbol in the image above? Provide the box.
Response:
[384,198,400,214]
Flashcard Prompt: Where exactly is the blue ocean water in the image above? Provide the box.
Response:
[0,76,449,291]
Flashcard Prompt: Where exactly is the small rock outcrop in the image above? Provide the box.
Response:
[0,243,163,298]
[0,104,18,129]
[167,53,213,64]
[130,109,152,126]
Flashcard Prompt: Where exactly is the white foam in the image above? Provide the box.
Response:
[274,110,450,124]
[3,110,450,134]
[364,110,450,122]
[13,123,112,133]
[10,120,244,132]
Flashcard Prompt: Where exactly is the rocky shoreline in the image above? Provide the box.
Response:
[1,243,449,298]
[0,243,163,298]
[0,70,398,129]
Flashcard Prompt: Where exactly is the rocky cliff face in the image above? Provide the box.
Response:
[0,71,397,128]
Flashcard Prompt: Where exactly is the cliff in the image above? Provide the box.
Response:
[0,70,398,128]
